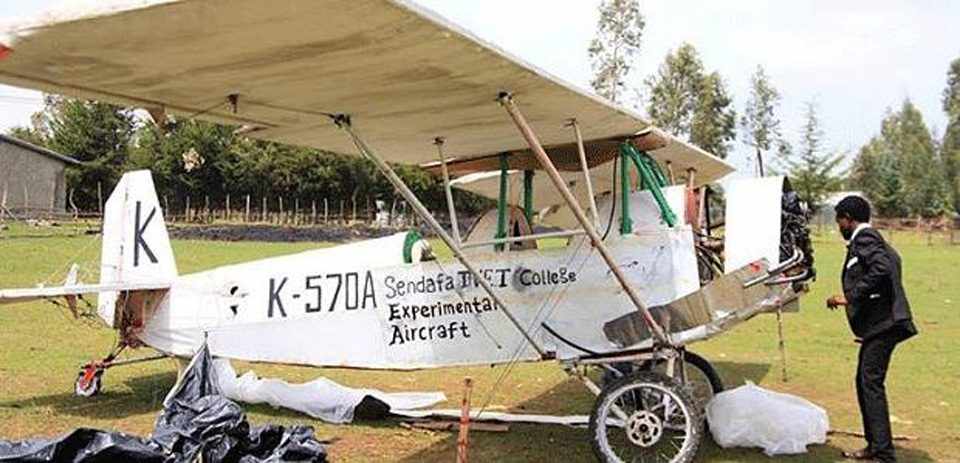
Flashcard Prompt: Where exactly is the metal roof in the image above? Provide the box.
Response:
[0,133,82,166]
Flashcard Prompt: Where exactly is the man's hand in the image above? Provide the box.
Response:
[826,294,848,310]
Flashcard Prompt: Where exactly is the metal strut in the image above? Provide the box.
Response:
[497,94,671,346]
[566,118,600,227]
[433,137,462,246]
[331,115,547,357]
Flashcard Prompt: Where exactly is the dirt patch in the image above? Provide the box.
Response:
[168,223,419,243]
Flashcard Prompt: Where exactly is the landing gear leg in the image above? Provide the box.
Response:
[73,342,168,398]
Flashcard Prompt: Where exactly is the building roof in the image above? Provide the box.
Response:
[0,133,82,166]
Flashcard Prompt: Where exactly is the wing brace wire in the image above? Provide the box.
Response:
[330,114,547,358]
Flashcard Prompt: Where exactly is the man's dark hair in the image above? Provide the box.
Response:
[835,195,871,222]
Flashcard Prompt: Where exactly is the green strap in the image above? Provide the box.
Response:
[620,149,633,235]
[495,153,509,251]
[403,230,422,264]
[620,143,678,229]
[523,170,534,226]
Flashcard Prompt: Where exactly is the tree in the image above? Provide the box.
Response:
[740,65,784,176]
[130,118,238,206]
[783,101,844,211]
[852,133,905,217]
[892,100,950,217]
[645,43,736,158]
[6,126,47,147]
[690,72,737,159]
[853,101,951,218]
[16,94,493,216]
[645,44,703,136]
[588,0,645,104]
[942,57,960,214]
[40,96,137,210]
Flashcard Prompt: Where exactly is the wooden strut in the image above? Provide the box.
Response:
[434,137,462,246]
[498,94,670,346]
[567,118,600,227]
[457,377,474,463]
[333,116,547,357]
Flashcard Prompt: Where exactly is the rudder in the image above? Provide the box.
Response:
[98,170,177,326]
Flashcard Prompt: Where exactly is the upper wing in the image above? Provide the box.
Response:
[0,0,731,183]
[0,281,170,305]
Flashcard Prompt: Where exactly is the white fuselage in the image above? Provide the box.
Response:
[138,230,700,369]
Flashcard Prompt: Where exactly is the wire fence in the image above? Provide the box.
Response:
[1,194,477,241]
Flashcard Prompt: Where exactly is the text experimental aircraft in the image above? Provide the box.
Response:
[0,1,815,461]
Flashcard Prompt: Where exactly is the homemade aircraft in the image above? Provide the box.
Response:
[0,1,814,461]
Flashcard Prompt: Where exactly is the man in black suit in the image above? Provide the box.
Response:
[826,196,917,462]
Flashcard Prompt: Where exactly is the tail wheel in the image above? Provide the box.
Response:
[590,372,703,463]
[75,364,104,397]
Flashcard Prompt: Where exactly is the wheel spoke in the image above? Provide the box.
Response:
[593,375,699,463]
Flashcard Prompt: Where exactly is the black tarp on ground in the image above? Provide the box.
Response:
[0,344,327,463]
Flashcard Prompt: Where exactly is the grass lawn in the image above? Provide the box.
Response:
[0,223,957,462]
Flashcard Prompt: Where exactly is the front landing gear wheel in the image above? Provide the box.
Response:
[75,364,104,397]
[589,372,703,463]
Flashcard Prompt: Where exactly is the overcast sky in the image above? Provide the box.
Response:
[1,0,958,175]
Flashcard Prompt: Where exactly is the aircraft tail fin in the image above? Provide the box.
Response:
[98,170,177,326]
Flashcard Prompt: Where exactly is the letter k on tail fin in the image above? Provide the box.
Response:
[98,171,177,326]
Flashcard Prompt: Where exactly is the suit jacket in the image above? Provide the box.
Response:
[842,227,917,341]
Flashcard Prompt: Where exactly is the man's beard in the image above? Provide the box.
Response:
[840,226,853,240]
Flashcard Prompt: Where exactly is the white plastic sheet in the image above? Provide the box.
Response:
[706,381,828,456]
[212,360,446,424]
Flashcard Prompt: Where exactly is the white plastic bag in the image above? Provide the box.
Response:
[706,381,829,456]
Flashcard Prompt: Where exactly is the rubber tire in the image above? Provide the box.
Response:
[589,371,703,463]
[641,351,724,396]
[75,373,102,397]
[679,351,724,396]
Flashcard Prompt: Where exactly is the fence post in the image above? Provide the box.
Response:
[311,200,317,225]
[262,196,267,222]
[225,194,231,222]
[390,198,397,226]
[276,197,283,225]
[324,198,329,224]
[97,182,103,216]
[204,195,210,222]
[68,189,79,220]
[186,196,191,222]
[245,195,251,223]
[294,198,300,226]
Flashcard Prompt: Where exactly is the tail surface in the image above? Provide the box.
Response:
[98,170,177,326]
